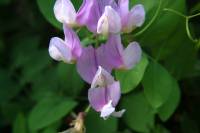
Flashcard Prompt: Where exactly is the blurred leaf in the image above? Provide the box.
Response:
[37,0,62,29]
[12,113,27,133]
[42,122,61,133]
[191,2,200,13]
[57,63,84,97]
[142,60,174,109]
[181,113,199,133]
[152,124,170,133]
[163,38,197,79]
[121,92,155,133]
[0,102,24,123]
[21,50,51,84]
[158,79,180,121]
[0,0,11,5]
[71,0,82,11]
[28,97,77,131]
[85,110,118,133]
[115,54,149,94]
[0,69,20,104]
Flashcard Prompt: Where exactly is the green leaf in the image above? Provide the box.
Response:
[181,113,199,133]
[153,124,170,133]
[57,63,84,97]
[0,69,20,104]
[158,79,180,121]
[142,60,174,108]
[37,0,62,29]
[121,92,155,133]
[0,0,11,5]
[115,54,149,94]
[13,113,27,133]
[85,110,118,133]
[28,97,77,131]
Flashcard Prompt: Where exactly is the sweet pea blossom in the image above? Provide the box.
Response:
[104,34,142,69]
[88,66,125,119]
[76,0,118,33]
[97,6,121,36]
[77,45,112,83]
[49,25,82,63]
[54,0,77,27]
[117,0,145,33]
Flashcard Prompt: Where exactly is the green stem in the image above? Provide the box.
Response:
[186,18,198,43]
[134,0,162,37]
[188,12,200,19]
[84,105,91,114]
[163,8,187,18]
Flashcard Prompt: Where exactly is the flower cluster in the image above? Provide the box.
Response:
[49,0,145,119]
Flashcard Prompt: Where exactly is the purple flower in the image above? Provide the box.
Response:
[54,0,77,27]
[88,66,125,119]
[77,45,112,83]
[76,0,118,33]
[49,25,82,63]
[117,0,145,33]
[104,34,142,69]
[97,6,121,36]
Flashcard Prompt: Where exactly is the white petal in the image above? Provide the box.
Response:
[105,6,121,34]
[129,4,145,27]
[100,100,115,119]
[91,66,115,88]
[111,109,126,117]
[123,42,142,69]
[97,6,121,35]
[54,0,76,26]
[97,14,109,35]
[49,37,72,63]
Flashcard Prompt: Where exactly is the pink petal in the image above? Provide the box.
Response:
[128,4,145,27]
[77,46,98,83]
[63,25,82,58]
[88,87,106,112]
[107,81,121,107]
[48,37,72,63]
[123,42,142,69]
[54,0,76,26]
[118,0,129,27]
[91,66,115,88]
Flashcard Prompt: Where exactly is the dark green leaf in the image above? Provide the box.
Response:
[85,110,118,133]
[13,113,27,133]
[115,54,149,94]
[57,63,84,97]
[158,79,180,121]
[142,60,174,108]
[37,0,62,29]
[28,97,77,131]
[121,92,155,133]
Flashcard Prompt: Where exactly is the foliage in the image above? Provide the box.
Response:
[0,0,200,133]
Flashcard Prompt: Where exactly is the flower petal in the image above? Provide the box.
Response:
[88,87,106,112]
[107,81,121,107]
[105,34,124,68]
[91,66,114,88]
[54,0,76,26]
[111,109,126,117]
[96,44,113,72]
[128,4,145,27]
[77,46,98,83]
[97,6,121,35]
[49,37,72,63]
[76,0,117,33]
[118,0,129,27]
[100,100,115,119]
[123,42,142,69]
[63,25,82,58]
